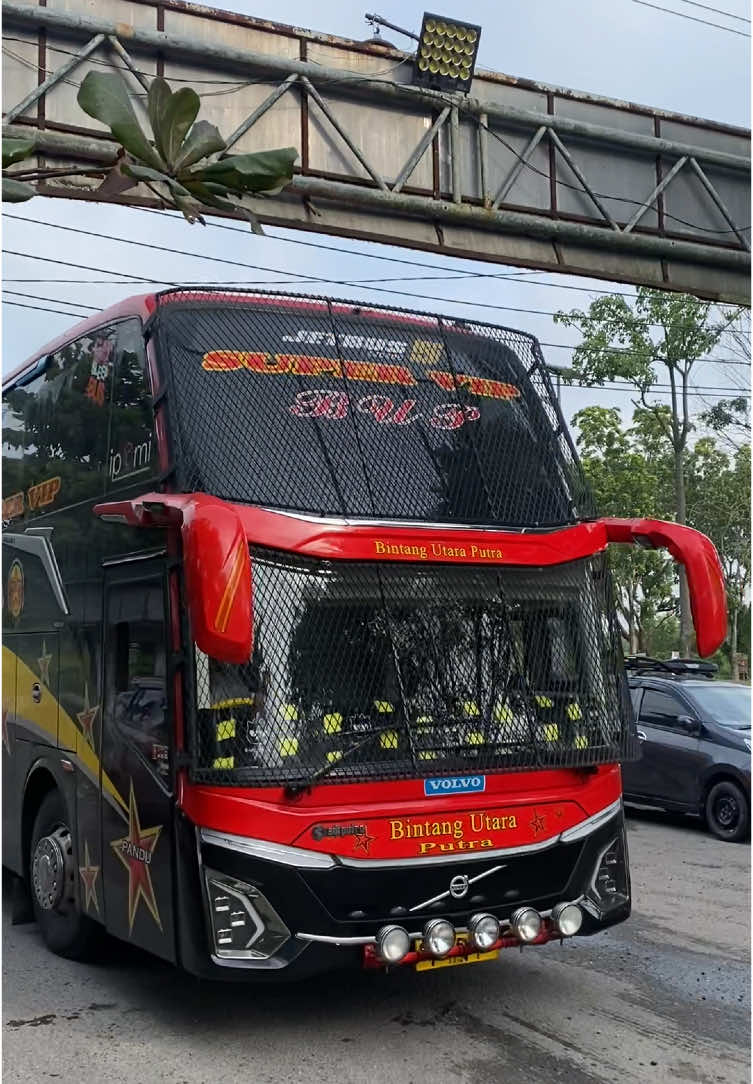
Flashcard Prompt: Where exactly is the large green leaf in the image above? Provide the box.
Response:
[173,121,226,172]
[158,84,201,167]
[2,137,36,169]
[199,147,297,194]
[77,71,164,171]
[2,176,36,202]
[146,78,173,163]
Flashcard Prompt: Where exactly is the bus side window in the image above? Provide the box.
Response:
[107,320,156,491]
[108,581,168,776]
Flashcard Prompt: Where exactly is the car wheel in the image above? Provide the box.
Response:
[705,781,749,843]
[29,790,102,959]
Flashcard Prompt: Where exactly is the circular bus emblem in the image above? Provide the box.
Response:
[7,560,24,621]
[449,874,469,899]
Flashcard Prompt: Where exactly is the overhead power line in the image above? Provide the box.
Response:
[3,294,748,399]
[3,215,743,338]
[632,0,752,35]
[3,252,747,369]
[671,0,750,24]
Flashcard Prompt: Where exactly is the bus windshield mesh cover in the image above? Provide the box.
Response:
[190,549,635,786]
[153,290,595,527]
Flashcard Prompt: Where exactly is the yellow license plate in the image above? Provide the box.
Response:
[414,940,499,971]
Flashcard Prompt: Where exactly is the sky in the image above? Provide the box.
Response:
[2,0,750,431]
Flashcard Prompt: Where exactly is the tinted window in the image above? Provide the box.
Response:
[630,686,642,716]
[640,689,685,726]
[106,320,156,491]
[3,320,154,522]
[108,580,168,777]
[156,303,593,527]
[2,328,117,517]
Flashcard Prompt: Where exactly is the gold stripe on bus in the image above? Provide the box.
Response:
[5,646,128,817]
[214,544,246,634]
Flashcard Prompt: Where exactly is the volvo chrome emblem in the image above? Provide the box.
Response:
[449,874,469,899]
[410,865,506,913]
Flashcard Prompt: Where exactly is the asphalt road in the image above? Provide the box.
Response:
[3,809,749,1084]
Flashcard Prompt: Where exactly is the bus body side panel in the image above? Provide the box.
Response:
[99,557,177,964]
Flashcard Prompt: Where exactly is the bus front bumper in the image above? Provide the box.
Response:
[176,802,630,981]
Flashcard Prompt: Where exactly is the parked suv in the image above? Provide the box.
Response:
[623,658,751,842]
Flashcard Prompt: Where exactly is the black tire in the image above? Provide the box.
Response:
[29,790,102,959]
[705,780,749,843]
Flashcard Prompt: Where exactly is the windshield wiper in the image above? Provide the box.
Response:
[284,730,385,798]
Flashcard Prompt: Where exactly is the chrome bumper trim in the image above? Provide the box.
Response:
[199,798,623,871]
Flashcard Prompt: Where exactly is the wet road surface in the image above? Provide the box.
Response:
[3,809,749,1084]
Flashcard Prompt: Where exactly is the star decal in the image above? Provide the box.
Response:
[352,831,376,855]
[76,683,99,749]
[529,810,546,837]
[111,782,163,933]
[78,841,100,915]
[2,705,11,756]
[38,640,53,687]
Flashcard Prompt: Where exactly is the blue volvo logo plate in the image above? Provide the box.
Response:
[424,775,486,797]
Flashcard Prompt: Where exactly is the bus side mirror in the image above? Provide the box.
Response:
[182,502,253,665]
[601,518,727,658]
[94,492,253,664]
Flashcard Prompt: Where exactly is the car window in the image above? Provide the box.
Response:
[629,686,643,717]
[640,689,686,727]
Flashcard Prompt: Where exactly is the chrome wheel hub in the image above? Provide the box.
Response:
[32,826,72,911]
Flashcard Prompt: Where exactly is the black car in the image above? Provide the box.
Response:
[623,658,751,842]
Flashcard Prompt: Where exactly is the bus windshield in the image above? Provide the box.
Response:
[155,295,594,528]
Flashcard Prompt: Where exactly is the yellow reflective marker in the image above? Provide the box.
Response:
[212,756,234,770]
[463,701,480,717]
[279,737,299,756]
[282,704,299,721]
[566,703,583,721]
[535,695,554,708]
[210,697,254,710]
[323,712,343,735]
[543,723,559,742]
[380,730,399,750]
[327,750,343,763]
[495,702,513,723]
[574,734,589,749]
[467,731,485,745]
[418,751,438,760]
[215,719,236,741]
[374,701,393,713]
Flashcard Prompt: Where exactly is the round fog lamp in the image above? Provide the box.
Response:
[510,906,542,943]
[551,902,583,937]
[423,918,455,957]
[376,925,410,964]
[468,913,500,951]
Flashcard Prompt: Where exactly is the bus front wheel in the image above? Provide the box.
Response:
[29,790,101,959]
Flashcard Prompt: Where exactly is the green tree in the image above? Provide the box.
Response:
[686,440,751,678]
[556,288,737,655]
[573,405,674,653]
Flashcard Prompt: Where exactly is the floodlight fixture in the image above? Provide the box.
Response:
[413,13,482,93]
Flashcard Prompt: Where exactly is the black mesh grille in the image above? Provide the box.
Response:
[189,549,634,786]
[151,289,595,528]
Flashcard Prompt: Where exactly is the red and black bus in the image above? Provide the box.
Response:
[2,289,726,978]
